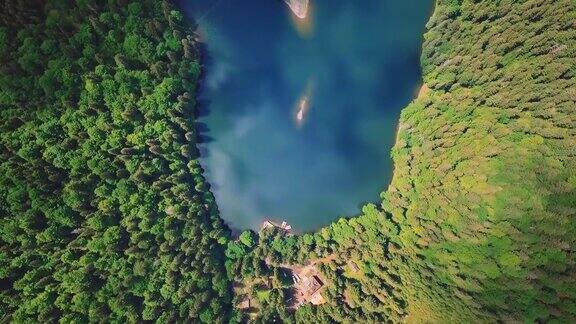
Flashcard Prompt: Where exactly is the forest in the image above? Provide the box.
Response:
[1,0,575,323]
[0,0,230,322]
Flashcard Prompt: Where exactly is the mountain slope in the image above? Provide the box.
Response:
[0,1,230,322]
[384,0,575,321]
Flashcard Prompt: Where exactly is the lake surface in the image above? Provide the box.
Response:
[178,0,432,232]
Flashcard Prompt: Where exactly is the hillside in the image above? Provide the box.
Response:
[0,1,230,322]
[230,0,576,322]
[1,0,574,323]
[384,0,576,321]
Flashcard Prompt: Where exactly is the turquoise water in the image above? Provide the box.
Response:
[179,0,432,232]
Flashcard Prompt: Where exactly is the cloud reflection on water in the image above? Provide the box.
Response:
[180,0,432,231]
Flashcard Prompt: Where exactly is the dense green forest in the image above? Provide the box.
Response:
[385,0,576,321]
[229,0,576,322]
[1,0,575,323]
[0,0,230,322]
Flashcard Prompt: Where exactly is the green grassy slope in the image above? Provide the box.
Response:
[0,1,230,322]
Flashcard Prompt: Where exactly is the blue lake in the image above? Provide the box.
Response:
[178,0,432,231]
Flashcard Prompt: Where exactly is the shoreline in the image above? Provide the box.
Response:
[385,0,437,192]
[387,83,430,193]
[187,0,438,236]
[261,219,293,234]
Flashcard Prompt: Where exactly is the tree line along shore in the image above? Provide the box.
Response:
[1,0,575,323]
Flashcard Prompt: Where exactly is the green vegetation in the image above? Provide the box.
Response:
[0,0,230,322]
[386,0,575,321]
[1,0,575,322]
[230,0,576,322]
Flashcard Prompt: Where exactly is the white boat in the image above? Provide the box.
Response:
[284,0,309,19]
[296,96,307,121]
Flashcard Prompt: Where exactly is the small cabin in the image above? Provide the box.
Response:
[302,275,323,295]
[238,297,251,310]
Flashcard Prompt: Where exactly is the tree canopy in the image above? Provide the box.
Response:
[0,0,230,322]
[1,0,575,322]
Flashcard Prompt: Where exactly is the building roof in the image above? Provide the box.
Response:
[238,296,251,309]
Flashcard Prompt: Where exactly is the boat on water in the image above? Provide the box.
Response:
[284,0,309,19]
[297,97,307,121]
